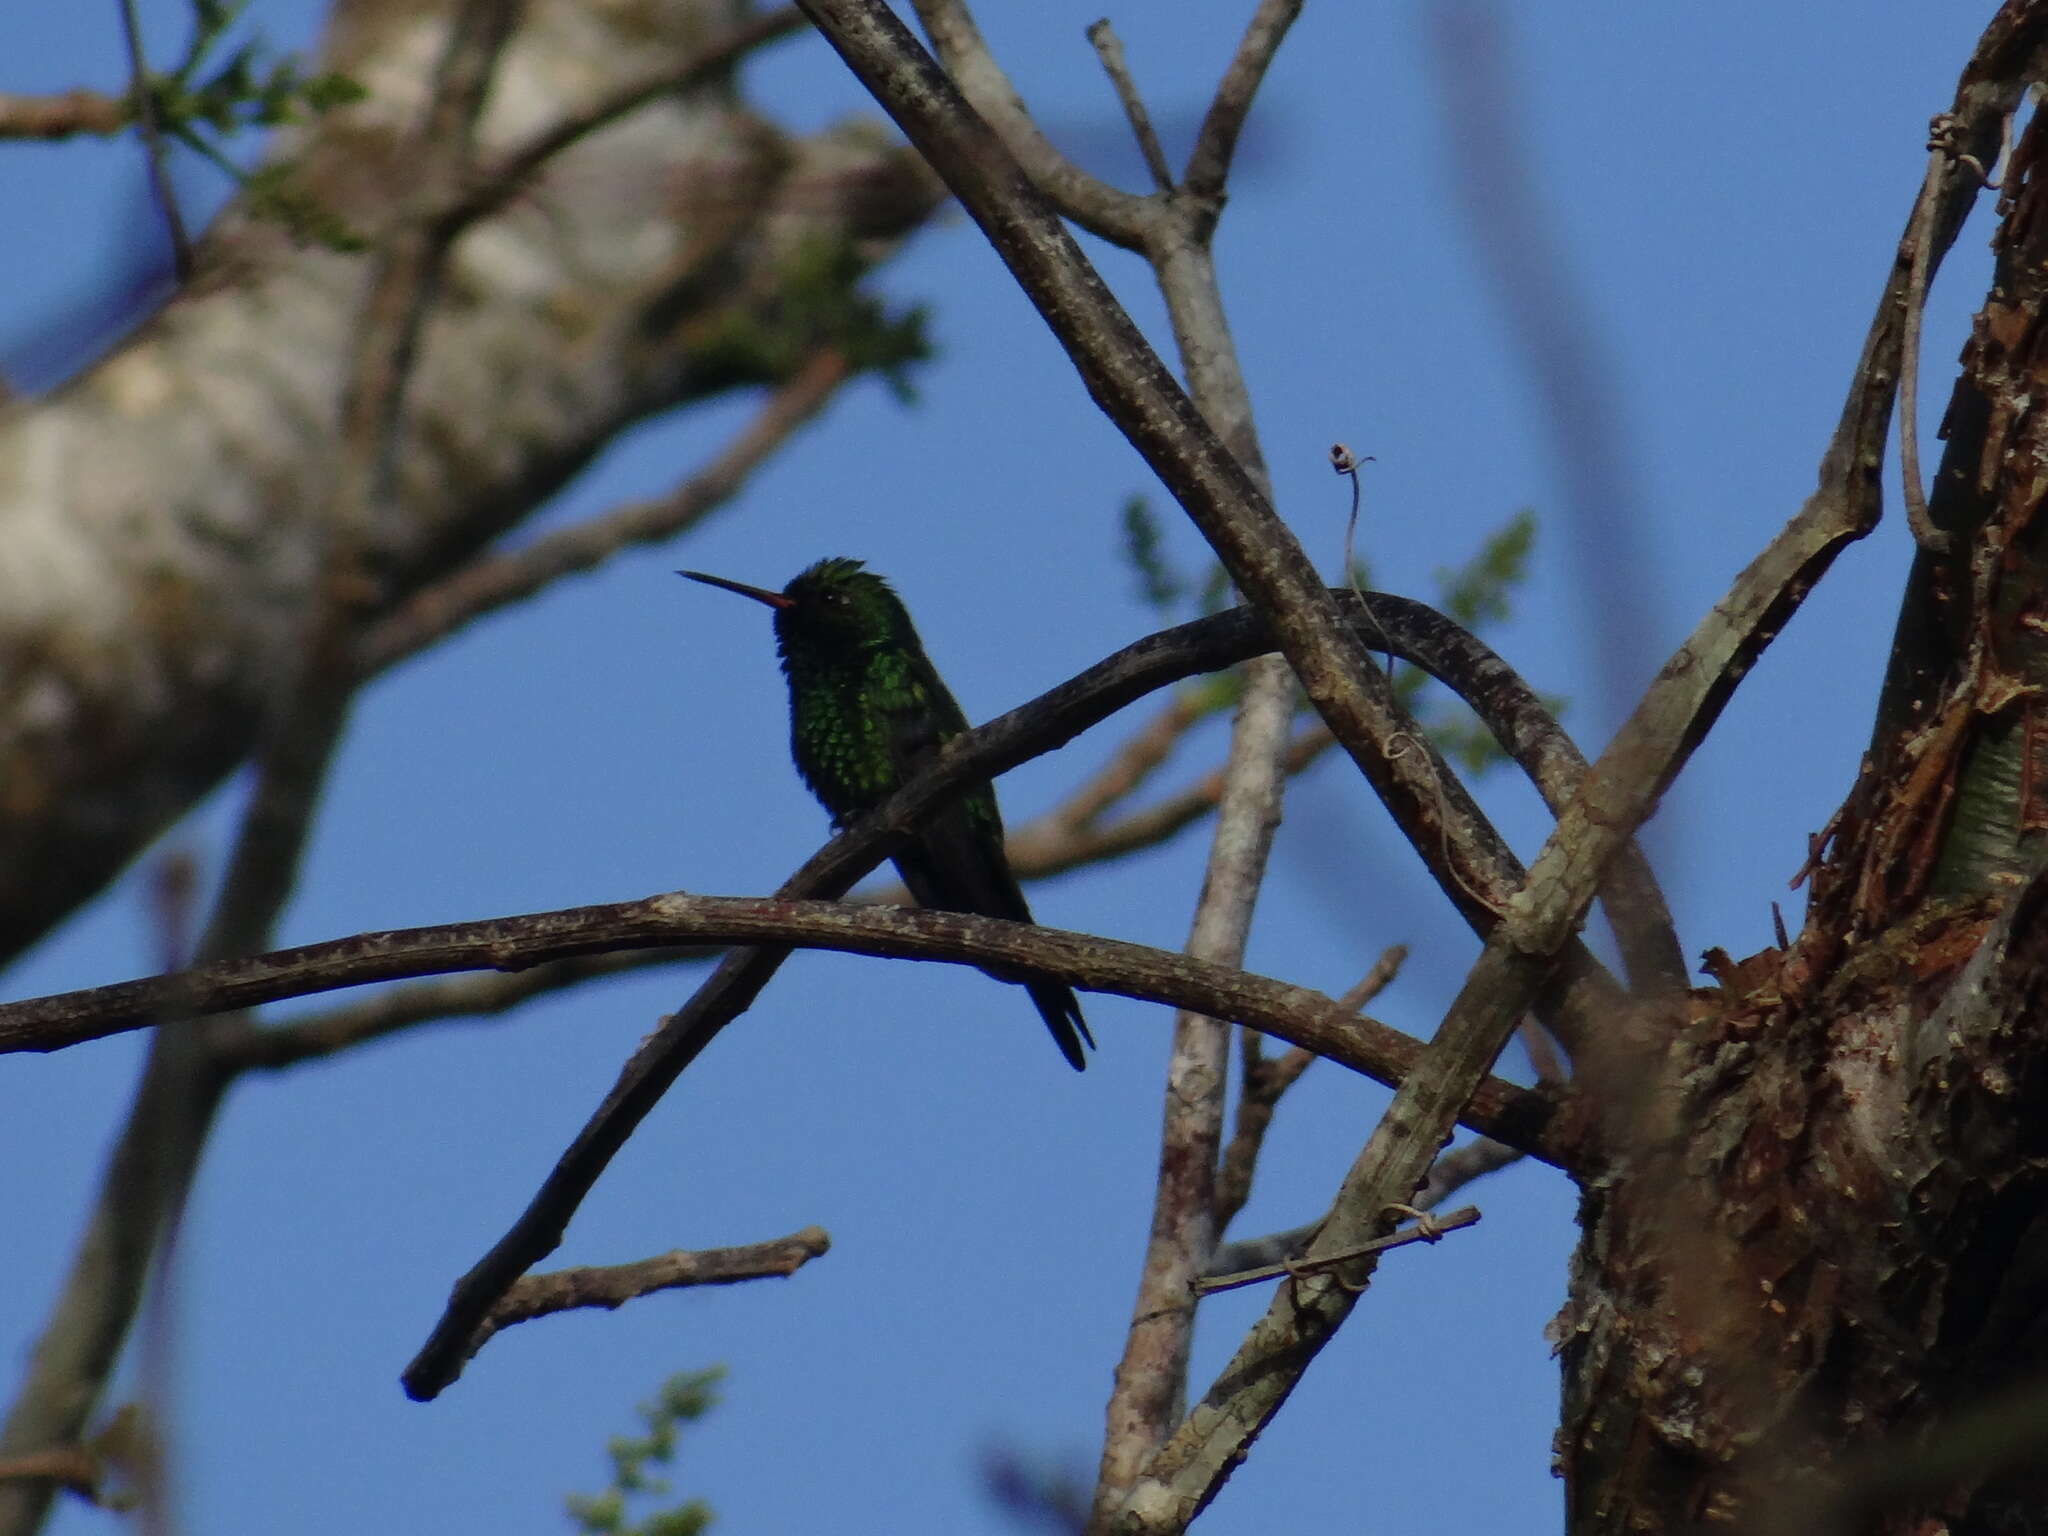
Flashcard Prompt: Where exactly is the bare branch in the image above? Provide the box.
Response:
[1214,945,1407,1233]
[1181,0,1301,199]
[1012,726,1328,880]
[0,893,1553,1150]
[1085,21,1173,193]
[435,7,808,234]
[791,0,1625,1039]
[217,949,714,1072]
[0,1446,99,1502]
[1118,5,2016,1519]
[1012,694,1207,843]
[0,89,126,140]
[450,1228,830,1371]
[1411,1138,1523,1214]
[1099,657,1292,1496]
[1897,109,1990,556]
[5,591,1611,1061]
[1191,1206,1479,1298]
[909,0,1150,244]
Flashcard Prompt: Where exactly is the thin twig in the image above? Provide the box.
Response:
[1086,21,1173,192]
[1181,0,1302,199]
[1411,1139,1523,1213]
[1191,1206,1479,1297]
[218,950,713,1072]
[455,1228,830,1367]
[116,0,191,282]
[1011,724,1331,880]
[360,348,852,673]
[435,7,807,234]
[1012,692,1209,842]
[1212,944,1407,1234]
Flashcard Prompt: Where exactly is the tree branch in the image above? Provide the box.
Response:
[1181,0,1300,200]
[1085,21,1172,193]
[1099,657,1291,1499]
[432,6,809,235]
[909,0,1150,244]
[1213,945,1406,1233]
[1115,0,1988,1516]
[454,1227,831,1369]
[0,89,126,140]
[0,889,1559,1155]
[116,0,191,282]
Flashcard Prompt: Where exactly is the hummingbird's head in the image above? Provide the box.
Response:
[678,557,914,656]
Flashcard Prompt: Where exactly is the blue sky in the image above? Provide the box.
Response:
[0,3,2000,1532]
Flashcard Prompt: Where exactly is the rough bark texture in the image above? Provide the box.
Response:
[1558,49,2048,1533]
[0,0,939,966]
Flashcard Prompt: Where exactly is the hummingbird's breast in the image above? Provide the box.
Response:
[783,648,907,824]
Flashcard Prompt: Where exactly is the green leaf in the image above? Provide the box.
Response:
[566,1369,724,1536]
[1119,495,1183,612]
[1433,508,1534,632]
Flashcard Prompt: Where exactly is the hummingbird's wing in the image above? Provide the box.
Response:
[880,663,1095,1071]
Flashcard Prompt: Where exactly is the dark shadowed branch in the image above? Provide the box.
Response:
[0,891,1566,1169]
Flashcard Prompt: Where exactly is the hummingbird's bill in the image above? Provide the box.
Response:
[677,569,796,609]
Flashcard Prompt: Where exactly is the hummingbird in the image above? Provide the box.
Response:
[679,557,1095,1071]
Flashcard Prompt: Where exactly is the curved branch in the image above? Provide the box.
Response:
[0,893,1563,1165]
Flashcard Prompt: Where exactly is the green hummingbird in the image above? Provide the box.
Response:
[679,557,1095,1071]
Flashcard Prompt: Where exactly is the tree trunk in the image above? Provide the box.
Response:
[1558,57,2048,1534]
[0,0,938,967]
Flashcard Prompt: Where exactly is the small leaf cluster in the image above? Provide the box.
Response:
[148,1,362,137]
[134,0,368,248]
[564,1368,724,1536]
